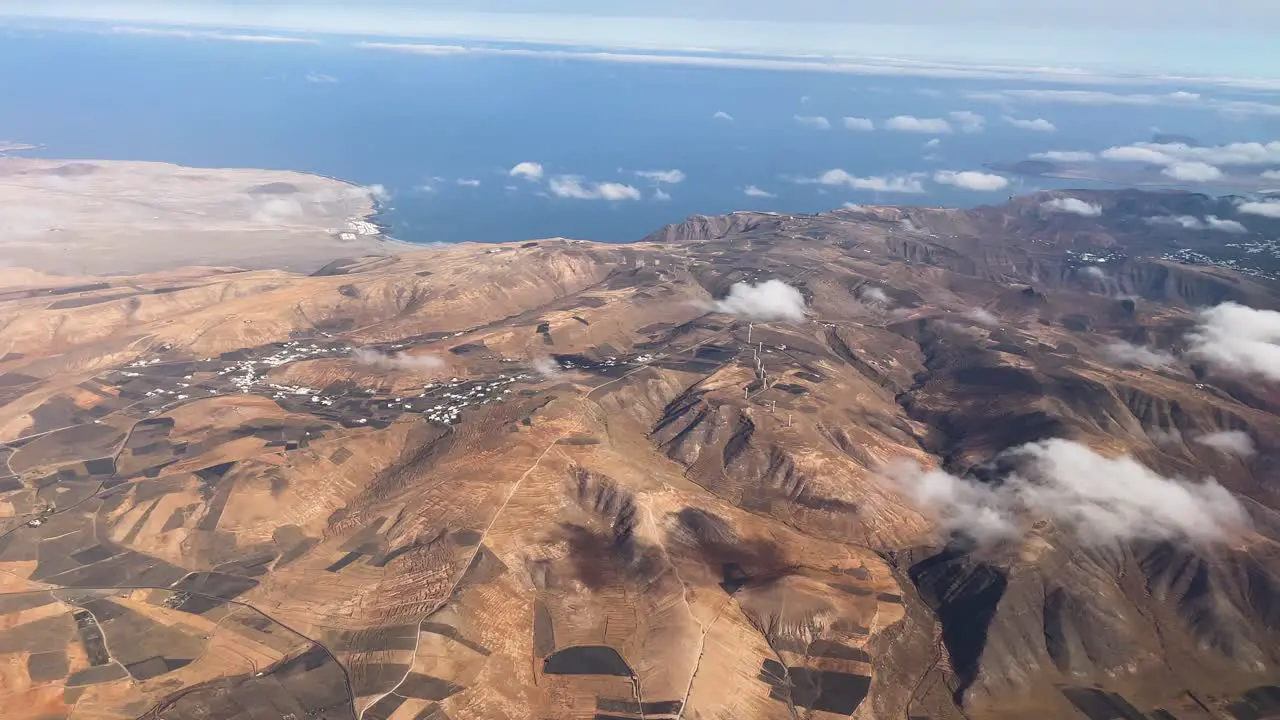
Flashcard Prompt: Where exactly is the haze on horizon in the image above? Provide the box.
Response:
[3,0,1280,77]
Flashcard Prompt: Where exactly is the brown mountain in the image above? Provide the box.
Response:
[1,185,1279,720]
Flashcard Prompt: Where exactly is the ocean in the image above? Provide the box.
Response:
[0,25,1274,244]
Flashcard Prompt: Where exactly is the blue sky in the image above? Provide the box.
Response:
[3,0,1280,78]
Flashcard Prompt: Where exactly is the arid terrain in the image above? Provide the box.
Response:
[0,158,403,276]
[2,170,1280,720]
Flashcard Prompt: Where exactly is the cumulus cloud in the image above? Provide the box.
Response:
[548,175,642,201]
[1101,146,1171,164]
[883,439,1249,545]
[1042,197,1102,216]
[794,115,832,130]
[1102,141,1280,172]
[1162,162,1224,183]
[1147,427,1184,447]
[965,308,999,327]
[1031,150,1097,163]
[711,280,806,322]
[1195,430,1256,457]
[803,169,926,193]
[842,117,875,131]
[509,161,544,181]
[884,115,953,134]
[948,110,986,133]
[1004,116,1056,132]
[859,286,892,307]
[744,185,776,198]
[250,197,306,224]
[532,356,564,379]
[933,170,1009,191]
[713,111,735,121]
[1238,200,1280,218]
[634,169,686,184]
[1262,170,1280,181]
[245,184,384,224]
[352,348,445,372]
[1101,340,1175,369]
[1205,216,1248,232]
[1186,302,1280,382]
[1145,215,1247,233]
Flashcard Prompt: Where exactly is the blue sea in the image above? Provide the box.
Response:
[0,24,1276,244]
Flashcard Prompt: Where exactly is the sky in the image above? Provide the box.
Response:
[3,0,1280,78]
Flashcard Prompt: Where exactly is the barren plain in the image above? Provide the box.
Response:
[0,158,404,276]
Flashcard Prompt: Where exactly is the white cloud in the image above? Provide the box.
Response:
[965,308,999,327]
[111,26,320,44]
[712,280,807,322]
[1262,170,1280,180]
[547,175,642,201]
[744,185,776,198]
[841,202,868,211]
[1102,141,1280,171]
[653,188,671,201]
[1004,116,1057,132]
[1162,162,1224,182]
[794,115,832,130]
[923,138,942,148]
[1030,150,1096,162]
[364,184,391,203]
[212,33,320,44]
[352,348,445,372]
[933,170,1009,191]
[884,115,953,133]
[634,169,686,184]
[456,178,481,187]
[948,110,986,133]
[1147,427,1184,447]
[713,111,735,121]
[249,197,306,224]
[1042,197,1102,216]
[804,169,927,193]
[883,438,1249,545]
[350,42,1271,87]
[1101,340,1175,369]
[1145,215,1246,232]
[1186,302,1280,382]
[532,356,564,379]
[1195,430,1256,457]
[305,72,338,83]
[509,161,544,181]
[1238,200,1280,218]
[1205,216,1248,233]
[859,286,892,306]
[1101,146,1171,164]
[842,117,875,131]
[976,89,1203,107]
